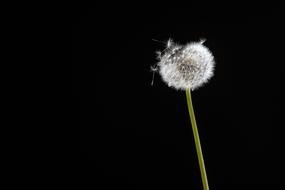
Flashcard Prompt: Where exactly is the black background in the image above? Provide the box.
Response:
[73,2,283,189]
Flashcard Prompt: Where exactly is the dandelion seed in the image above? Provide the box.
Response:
[150,65,158,86]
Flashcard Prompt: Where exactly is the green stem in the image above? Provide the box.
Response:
[186,88,209,190]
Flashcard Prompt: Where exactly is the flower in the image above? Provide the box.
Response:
[156,39,215,90]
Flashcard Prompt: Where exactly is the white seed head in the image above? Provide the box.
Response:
[156,39,215,90]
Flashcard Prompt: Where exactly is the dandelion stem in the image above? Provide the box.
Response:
[186,88,209,190]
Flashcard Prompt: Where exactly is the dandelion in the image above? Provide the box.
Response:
[153,39,215,190]
[156,39,215,90]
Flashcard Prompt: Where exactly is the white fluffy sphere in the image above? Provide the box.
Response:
[157,39,215,90]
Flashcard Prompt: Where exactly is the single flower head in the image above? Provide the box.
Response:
[155,39,215,90]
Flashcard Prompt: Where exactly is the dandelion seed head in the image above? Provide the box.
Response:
[156,39,215,90]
